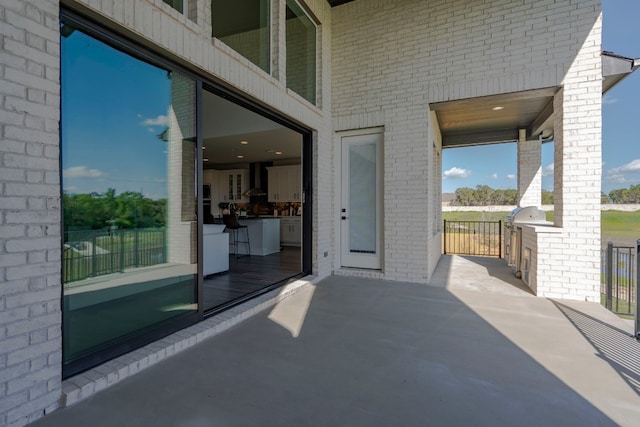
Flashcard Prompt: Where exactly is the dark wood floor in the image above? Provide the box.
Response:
[203,246,302,311]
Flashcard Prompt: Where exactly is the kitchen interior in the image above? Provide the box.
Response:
[201,89,303,311]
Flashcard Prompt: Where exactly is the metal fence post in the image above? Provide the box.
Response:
[606,242,613,310]
[91,234,97,277]
[498,220,502,259]
[635,239,640,339]
[119,229,125,273]
[443,220,447,254]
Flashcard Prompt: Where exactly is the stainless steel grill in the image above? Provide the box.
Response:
[504,207,547,279]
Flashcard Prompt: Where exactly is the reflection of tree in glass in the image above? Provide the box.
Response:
[63,188,166,231]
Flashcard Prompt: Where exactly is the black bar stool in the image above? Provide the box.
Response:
[223,214,250,259]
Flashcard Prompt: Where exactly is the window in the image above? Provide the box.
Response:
[211,0,271,73]
[286,0,317,104]
[162,0,196,21]
[61,20,197,372]
[163,0,184,13]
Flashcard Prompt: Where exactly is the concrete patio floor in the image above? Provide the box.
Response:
[31,255,640,426]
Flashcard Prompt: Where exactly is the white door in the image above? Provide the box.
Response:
[341,131,383,269]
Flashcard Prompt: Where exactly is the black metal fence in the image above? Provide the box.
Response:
[602,243,636,316]
[63,228,166,283]
[443,220,502,258]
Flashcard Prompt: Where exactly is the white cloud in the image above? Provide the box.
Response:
[542,163,554,177]
[443,167,471,179]
[609,159,640,174]
[141,114,168,127]
[602,95,618,105]
[608,174,626,184]
[63,166,104,178]
[491,173,498,180]
[507,174,516,180]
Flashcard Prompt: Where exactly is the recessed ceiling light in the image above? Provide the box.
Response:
[492,106,504,111]
[275,151,283,155]
[240,141,249,145]
[265,149,276,153]
[203,158,209,162]
[202,146,206,150]
[237,155,244,159]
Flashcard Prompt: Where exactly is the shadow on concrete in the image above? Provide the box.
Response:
[30,273,630,427]
[552,300,640,397]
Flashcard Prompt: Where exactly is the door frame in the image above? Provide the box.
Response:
[339,128,384,270]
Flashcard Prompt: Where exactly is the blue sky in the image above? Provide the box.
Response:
[61,30,172,199]
[443,0,640,194]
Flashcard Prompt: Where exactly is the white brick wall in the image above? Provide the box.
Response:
[0,1,62,426]
[332,0,602,287]
[518,130,542,208]
[535,8,602,302]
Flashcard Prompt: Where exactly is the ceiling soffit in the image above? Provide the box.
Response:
[430,87,559,149]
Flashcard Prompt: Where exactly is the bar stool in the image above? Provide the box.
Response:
[223,214,250,258]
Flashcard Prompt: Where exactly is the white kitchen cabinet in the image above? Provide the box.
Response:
[267,167,283,202]
[284,165,302,202]
[280,216,301,246]
[218,169,249,203]
[267,165,301,202]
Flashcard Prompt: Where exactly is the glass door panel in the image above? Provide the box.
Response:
[341,132,383,269]
[61,21,197,371]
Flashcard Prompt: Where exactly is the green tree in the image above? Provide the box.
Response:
[63,189,166,231]
[452,187,475,206]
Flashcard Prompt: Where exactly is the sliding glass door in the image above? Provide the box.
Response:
[61,18,198,375]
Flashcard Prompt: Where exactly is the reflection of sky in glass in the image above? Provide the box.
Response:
[61,30,171,199]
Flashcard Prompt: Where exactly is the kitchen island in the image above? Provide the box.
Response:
[232,217,281,256]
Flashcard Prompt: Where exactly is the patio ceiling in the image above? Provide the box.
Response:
[432,52,639,149]
[431,87,558,149]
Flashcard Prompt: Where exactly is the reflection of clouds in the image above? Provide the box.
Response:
[443,167,471,179]
[602,95,618,105]
[63,165,104,178]
[141,114,168,127]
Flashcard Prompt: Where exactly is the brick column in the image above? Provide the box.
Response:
[0,1,62,425]
[517,129,542,207]
[547,13,602,301]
